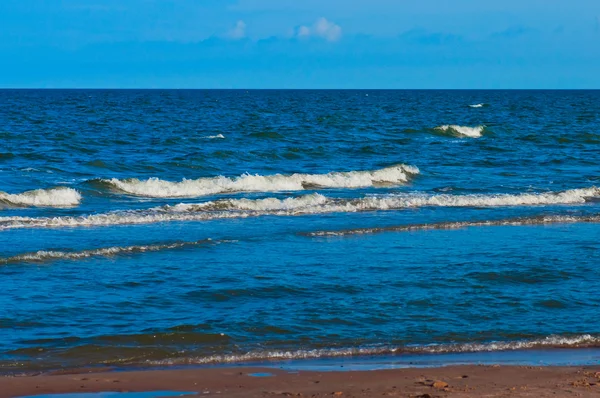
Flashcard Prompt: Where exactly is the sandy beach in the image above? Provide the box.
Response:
[3,365,600,398]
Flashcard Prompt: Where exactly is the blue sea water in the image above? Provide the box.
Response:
[1,89,599,373]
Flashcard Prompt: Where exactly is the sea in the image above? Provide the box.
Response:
[1,89,599,373]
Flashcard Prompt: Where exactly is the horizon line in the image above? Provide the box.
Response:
[1,88,599,91]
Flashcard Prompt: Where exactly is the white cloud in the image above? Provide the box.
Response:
[296,18,342,42]
[227,20,247,40]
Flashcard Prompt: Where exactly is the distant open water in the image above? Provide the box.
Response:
[1,90,600,373]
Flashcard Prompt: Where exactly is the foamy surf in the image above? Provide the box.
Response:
[0,187,81,207]
[435,125,485,138]
[96,164,420,198]
[0,240,217,265]
[469,103,485,108]
[0,187,598,230]
[147,334,600,365]
[167,186,600,213]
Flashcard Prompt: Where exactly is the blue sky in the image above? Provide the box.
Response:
[1,0,599,88]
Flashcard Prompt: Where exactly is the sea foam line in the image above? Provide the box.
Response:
[0,239,220,265]
[435,125,485,138]
[95,164,420,198]
[147,334,600,366]
[0,187,598,230]
[305,214,600,237]
[0,187,81,208]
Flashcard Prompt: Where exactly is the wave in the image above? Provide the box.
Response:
[304,214,600,237]
[1,187,598,230]
[435,125,485,138]
[469,103,485,108]
[0,187,81,208]
[202,134,225,139]
[170,187,600,212]
[147,334,600,366]
[0,240,218,265]
[95,164,420,198]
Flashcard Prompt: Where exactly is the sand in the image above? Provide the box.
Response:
[2,365,600,398]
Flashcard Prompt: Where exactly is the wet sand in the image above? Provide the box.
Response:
[2,365,600,398]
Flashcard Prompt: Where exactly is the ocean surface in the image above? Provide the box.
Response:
[1,89,600,373]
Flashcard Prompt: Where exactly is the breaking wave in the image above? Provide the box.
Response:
[169,186,600,213]
[94,164,420,198]
[435,125,485,138]
[469,103,486,108]
[148,334,600,366]
[0,187,81,208]
[0,187,598,230]
[1,240,217,265]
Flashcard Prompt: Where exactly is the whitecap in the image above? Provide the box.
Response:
[202,134,225,139]
[97,164,420,198]
[0,187,81,208]
[435,125,485,138]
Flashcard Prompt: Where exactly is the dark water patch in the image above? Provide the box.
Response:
[94,332,231,346]
[579,132,600,144]
[184,286,309,302]
[248,131,284,139]
[86,160,109,168]
[165,324,213,333]
[467,269,571,285]
[0,318,46,329]
[243,326,294,335]
[481,145,511,153]
[210,150,235,159]
[538,299,568,309]
[402,128,420,134]
[307,318,357,327]
[520,134,542,143]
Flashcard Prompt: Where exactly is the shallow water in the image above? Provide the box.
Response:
[273,348,600,371]
[1,90,599,372]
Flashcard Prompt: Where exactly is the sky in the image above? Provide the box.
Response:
[1,0,599,88]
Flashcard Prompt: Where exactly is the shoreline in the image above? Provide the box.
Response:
[5,346,600,376]
[3,348,600,397]
[3,364,600,398]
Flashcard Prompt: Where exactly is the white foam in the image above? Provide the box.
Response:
[418,334,600,354]
[172,187,600,213]
[147,334,600,366]
[435,125,485,138]
[202,134,225,139]
[469,103,485,108]
[1,187,598,230]
[369,187,600,208]
[0,187,81,207]
[99,164,420,198]
[1,240,212,265]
